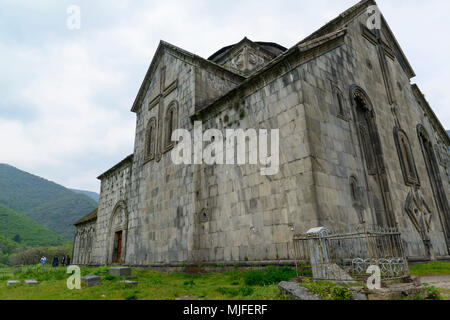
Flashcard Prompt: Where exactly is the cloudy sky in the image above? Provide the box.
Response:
[0,0,448,193]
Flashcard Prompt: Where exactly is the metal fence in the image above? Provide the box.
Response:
[292,224,410,281]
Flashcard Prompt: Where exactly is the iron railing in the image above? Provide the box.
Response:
[292,224,410,281]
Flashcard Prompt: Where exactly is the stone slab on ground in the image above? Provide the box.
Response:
[82,275,101,287]
[419,275,450,290]
[350,283,426,300]
[109,267,132,277]
[6,280,21,287]
[120,280,138,287]
[278,281,321,300]
[24,280,38,285]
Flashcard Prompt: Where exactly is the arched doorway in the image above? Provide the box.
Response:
[350,86,396,227]
[417,125,450,251]
[107,201,129,264]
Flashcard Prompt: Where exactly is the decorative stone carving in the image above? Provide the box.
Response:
[405,187,434,257]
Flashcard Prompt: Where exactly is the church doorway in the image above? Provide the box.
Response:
[107,201,129,264]
[113,231,123,264]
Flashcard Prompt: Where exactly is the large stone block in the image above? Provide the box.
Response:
[278,281,321,300]
[6,280,21,287]
[82,275,101,287]
[109,267,132,277]
[24,280,38,285]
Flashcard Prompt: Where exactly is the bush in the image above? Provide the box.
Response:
[300,279,352,300]
[9,245,72,266]
[425,286,444,300]
[12,264,68,281]
[244,266,296,286]
[216,286,254,297]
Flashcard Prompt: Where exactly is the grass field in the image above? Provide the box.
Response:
[409,261,450,276]
[1,262,449,300]
[0,265,292,300]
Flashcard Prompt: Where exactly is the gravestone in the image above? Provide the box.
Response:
[82,275,101,287]
[109,267,131,277]
[306,227,353,281]
[6,280,21,287]
[278,281,321,300]
[306,227,331,279]
[24,280,38,285]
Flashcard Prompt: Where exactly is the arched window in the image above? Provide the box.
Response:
[417,125,450,242]
[393,127,419,186]
[145,117,157,161]
[164,101,178,150]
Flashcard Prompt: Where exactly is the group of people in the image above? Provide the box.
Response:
[40,255,71,268]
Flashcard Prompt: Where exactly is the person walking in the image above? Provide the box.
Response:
[52,255,59,268]
[40,256,47,270]
[66,255,71,266]
[61,255,66,267]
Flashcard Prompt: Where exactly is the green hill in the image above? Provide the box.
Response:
[0,164,97,240]
[0,204,65,247]
[70,189,99,202]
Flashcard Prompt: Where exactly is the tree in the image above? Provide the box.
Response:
[12,234,21,243]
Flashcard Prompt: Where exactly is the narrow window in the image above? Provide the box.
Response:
[145,117,157,161]
[394,128,419,186]
[337,92,345,117]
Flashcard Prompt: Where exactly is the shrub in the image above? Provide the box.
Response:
[183,280,195,287]
[425,286,444,300]
[330,286,352,300]
[244,266,296,286]
[216,286,254,297]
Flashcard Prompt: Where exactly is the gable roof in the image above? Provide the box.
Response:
[74,208,97,226]
[130,41,245,113]
[301,0,415,78]
[208,37,287,62]
[97,154,134,180]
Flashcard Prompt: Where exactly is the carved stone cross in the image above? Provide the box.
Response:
[362,24,396,105]
[147,66,178,162]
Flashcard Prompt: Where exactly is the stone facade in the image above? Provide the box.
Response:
[74,0,450,266]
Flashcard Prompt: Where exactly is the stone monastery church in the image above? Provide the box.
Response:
[73,0,450,266]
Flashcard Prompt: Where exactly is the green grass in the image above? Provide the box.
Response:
[0,265,288,300]
[409,261,450,276]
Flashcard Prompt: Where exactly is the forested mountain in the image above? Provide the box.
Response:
[70,189,99,202]
[0,164,97,239]
[0,204,65,247]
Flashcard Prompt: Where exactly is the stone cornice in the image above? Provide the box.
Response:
[191,29,348,122]
[412,84,450,145]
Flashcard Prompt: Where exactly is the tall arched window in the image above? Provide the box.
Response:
[417,124,450,245]
[145,117,157,161]
[164,101,178,150]
[393,127,419,186]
